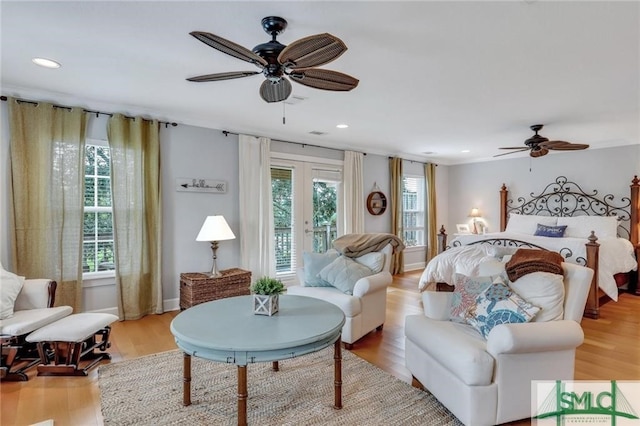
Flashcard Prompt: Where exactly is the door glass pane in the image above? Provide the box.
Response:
[271,167,293,273]
[312,179,338,253]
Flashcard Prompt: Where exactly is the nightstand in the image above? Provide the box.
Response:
[180,268,251,310]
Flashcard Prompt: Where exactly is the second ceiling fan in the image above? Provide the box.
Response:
[186,16,359,103]
[495,124,589,158]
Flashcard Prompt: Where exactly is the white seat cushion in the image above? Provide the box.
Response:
[0,306,72,336]
[405,315,494,386]
[287,286,362,317]
[26,313,118,343]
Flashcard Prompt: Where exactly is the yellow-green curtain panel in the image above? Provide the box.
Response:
[389,157,404,274]
[425,162,438,262]
[108,114,162,320]
[9,98,87,311]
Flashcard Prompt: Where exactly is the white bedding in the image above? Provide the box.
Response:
[419,231,637,301]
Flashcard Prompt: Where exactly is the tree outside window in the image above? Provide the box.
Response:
[402,176,425,247]
[83,144,115,273]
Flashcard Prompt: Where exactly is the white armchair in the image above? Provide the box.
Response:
[287,244,393,348]
[1,279,72,381]
[404,262,593,426]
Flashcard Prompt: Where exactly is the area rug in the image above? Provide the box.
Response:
[99,347,462,426]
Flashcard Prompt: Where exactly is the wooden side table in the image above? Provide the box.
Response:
[180,268,251,310]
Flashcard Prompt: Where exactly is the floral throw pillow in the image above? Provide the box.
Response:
[450,273,496,323]
[466,280,540,339]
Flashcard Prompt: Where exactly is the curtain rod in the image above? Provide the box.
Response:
[388,156,437,166]
[222,130,366,156]
[1,95,178,128]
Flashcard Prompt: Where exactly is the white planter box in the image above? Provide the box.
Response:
[253,294,279,316]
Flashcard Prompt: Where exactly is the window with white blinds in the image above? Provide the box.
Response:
[402,175,425,247]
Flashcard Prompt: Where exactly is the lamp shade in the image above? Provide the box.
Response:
[196,215,236,242]
[469,208,481,218]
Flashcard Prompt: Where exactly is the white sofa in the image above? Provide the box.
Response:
[405,262,593,426]
[287,244,393,348]
[1,279,72,381]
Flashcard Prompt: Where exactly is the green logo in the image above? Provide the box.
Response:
[535,381,639,425]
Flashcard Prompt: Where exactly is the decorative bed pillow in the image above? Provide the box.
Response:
[557,216,618,239]
[303,249,339,287]
[1,265,25,320]
[354,252,385,274]
[318,256,374,295]
[534,223,567,238]
[507,271,565,322]
[505,213,557,235]
[450,273,496,323]
[466,280,540,338]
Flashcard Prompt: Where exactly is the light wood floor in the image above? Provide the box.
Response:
[2,270,639,426]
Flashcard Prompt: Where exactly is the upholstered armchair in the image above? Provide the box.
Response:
[287,243,393,348]
[404,262,593,426]
[1,277,72,381]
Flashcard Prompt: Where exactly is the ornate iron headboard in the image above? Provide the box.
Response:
[501,176,633,239]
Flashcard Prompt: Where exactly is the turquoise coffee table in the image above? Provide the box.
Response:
[170,295,346,426]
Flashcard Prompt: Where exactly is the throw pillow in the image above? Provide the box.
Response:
[302,250,339,287]
[450,273,496,323]
[534,223,567,238]
[467,280,540,339]
[318,256,374,295]
[557,216,618,239]
[507,271,565,322]
[354,252,385,274]
[1,265,25,320]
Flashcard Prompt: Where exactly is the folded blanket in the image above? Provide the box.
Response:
[505,248,563,281]
[333,233,406,258]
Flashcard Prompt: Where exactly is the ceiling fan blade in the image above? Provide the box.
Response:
[289,68,359,91]
[499,146,529,150]
[259,78,292,103]
[190,31,268,67]
[187,71,260,82]
[493,148,529,158]
[542,140,590,150]
[278,33,347,69]
[530,147,549,158]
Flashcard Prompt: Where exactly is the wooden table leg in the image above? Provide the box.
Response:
[237,365,248,426]
[183,352,191,406]
[334,338,342,409]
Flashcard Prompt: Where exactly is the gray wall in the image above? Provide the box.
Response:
[446,145,640,238]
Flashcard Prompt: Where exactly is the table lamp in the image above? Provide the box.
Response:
[469,208,481,234]
[196,215,236,277]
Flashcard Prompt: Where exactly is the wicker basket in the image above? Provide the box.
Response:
[180,268,251,309]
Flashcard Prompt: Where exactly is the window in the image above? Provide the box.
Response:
[402,175,425,247]
[83,142,115,274]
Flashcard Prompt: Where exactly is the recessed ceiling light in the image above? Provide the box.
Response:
[32,57,61,69]
[461,150,470,153]
[336,124,349,129]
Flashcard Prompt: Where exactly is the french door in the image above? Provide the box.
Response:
[271,156,343,283]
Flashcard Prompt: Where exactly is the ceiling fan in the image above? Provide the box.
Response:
[186,16,359,103]
[495,124,589,158]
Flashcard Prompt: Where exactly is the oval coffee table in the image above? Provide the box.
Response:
[170,294,346,426]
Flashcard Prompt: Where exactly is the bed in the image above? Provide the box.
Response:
[421,175,639,319]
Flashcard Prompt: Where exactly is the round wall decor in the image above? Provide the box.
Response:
[366,191,387,215]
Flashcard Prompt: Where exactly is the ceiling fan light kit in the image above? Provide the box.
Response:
[187,16,359,103]
[495,124,589,158]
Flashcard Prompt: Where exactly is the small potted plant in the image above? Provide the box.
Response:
[251,276,285,316]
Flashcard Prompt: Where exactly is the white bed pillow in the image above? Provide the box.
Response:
[505,213,557,235]
[557,216,618,239]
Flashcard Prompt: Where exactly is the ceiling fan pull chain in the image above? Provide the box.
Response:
[282,101,286,125]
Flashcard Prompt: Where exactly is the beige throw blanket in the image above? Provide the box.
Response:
[333,233,406,258]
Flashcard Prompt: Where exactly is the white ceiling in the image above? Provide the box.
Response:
[1,1,638,165]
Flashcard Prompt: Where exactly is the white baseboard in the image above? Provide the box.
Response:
[404,262,426,272]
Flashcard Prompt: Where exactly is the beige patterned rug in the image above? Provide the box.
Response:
[99,347,462,425]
